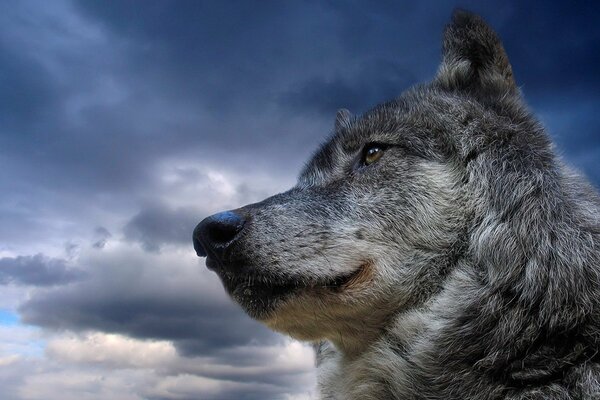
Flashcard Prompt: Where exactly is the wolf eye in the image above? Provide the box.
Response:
[362,144,385,166]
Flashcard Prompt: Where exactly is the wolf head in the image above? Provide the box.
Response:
[193,11,565,346]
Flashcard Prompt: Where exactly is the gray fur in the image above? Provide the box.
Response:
[197,10,600,399]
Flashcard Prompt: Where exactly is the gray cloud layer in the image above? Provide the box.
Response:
[0,255,85,286]
[123,205,200,252]
[19,249,278,356]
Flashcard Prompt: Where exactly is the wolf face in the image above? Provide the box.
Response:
[193,11,511,345]
[194,11,600,398]
[193,93,473,339]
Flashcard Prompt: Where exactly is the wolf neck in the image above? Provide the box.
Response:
[326,164,600,397]
[329,254,462,359]
[396,160,600,393]
[327,306,400,358]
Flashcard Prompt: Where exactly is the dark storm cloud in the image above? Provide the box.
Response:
[537,100,600,185]
[72,0,444,116]
[92,226,112,249]
[0,41,61,131]
[496,1,600,100]
[0,0,597,207]
[21,289,276,355]
[123,204,200,252]
[19,251,279,357]
[71,1,327,107]
[0,254,85,286]
[0,1,158,197]
[280,60,417,115]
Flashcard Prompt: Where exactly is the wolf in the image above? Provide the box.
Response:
[193,10,600,399]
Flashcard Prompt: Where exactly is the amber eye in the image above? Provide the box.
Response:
[363,145,385,166]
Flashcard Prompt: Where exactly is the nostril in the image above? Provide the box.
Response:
[207,219,242,244]
[193,211,245,258]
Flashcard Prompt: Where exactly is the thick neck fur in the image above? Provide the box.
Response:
[317,149,600,399]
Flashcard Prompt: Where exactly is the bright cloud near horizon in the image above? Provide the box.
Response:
[0,1,598,399]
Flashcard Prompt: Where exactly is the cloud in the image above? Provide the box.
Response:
[14,239,317,398]
[45,331,316,384]
[0,1,598,399]
[123,205,199,252]
[537,100,600,188]
[18,366,150,400]
[46,332,177,368]
[0,40,61,131]
[19,243,279,356]
[92,227,112,249]
[0,254,85,287]
[0,324,44,358]
[279,60,417,116]
[496,1,600,99]
[0,355,25,400]
[0,330,315,400]
[121,165,292,253]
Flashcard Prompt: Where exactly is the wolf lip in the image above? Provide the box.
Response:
[219,263,370,300]
[212,263,373,320]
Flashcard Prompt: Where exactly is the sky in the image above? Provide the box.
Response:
[0,1,598,399]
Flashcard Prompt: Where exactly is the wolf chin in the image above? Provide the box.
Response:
[193,11,600,399]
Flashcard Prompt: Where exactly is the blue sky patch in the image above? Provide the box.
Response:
[0,310,19,326]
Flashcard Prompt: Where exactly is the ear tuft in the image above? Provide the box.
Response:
[334,108,353,131]
[437,10,516,93]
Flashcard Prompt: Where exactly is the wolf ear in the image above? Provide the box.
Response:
[334,108,353,131]
[436,10,516,94]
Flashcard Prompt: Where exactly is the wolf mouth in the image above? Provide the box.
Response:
[217,262,372,302]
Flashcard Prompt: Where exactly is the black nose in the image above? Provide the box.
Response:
[193,211,245,259]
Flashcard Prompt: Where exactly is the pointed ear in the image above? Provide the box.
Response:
[334,108,353,131]
[436,10,516,94]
